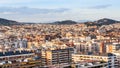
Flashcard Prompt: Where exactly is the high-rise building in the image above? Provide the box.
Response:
[40,47,74,66]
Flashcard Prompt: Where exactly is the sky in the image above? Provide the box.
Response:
[0,0,120,22]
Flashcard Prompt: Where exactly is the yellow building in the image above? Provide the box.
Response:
[106,43,120,53]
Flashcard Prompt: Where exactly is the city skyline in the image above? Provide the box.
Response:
[0,0,120,22]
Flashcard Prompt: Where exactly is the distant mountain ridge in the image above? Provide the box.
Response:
[0,18,119,26]
[0,18,20,26]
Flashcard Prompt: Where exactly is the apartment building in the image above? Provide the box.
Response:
[108,51,120,68]
[72,54,108,63]
[40,47,74,66]
[0,50,34,63]
[106,43,120,53]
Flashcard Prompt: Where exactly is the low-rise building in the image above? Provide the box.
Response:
[72,54,108,63]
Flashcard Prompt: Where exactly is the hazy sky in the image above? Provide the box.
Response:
[0,0,120,22]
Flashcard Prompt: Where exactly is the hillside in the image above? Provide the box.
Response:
[85,18,119,26]
[0,18,19,26]
[53,20,77,25]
